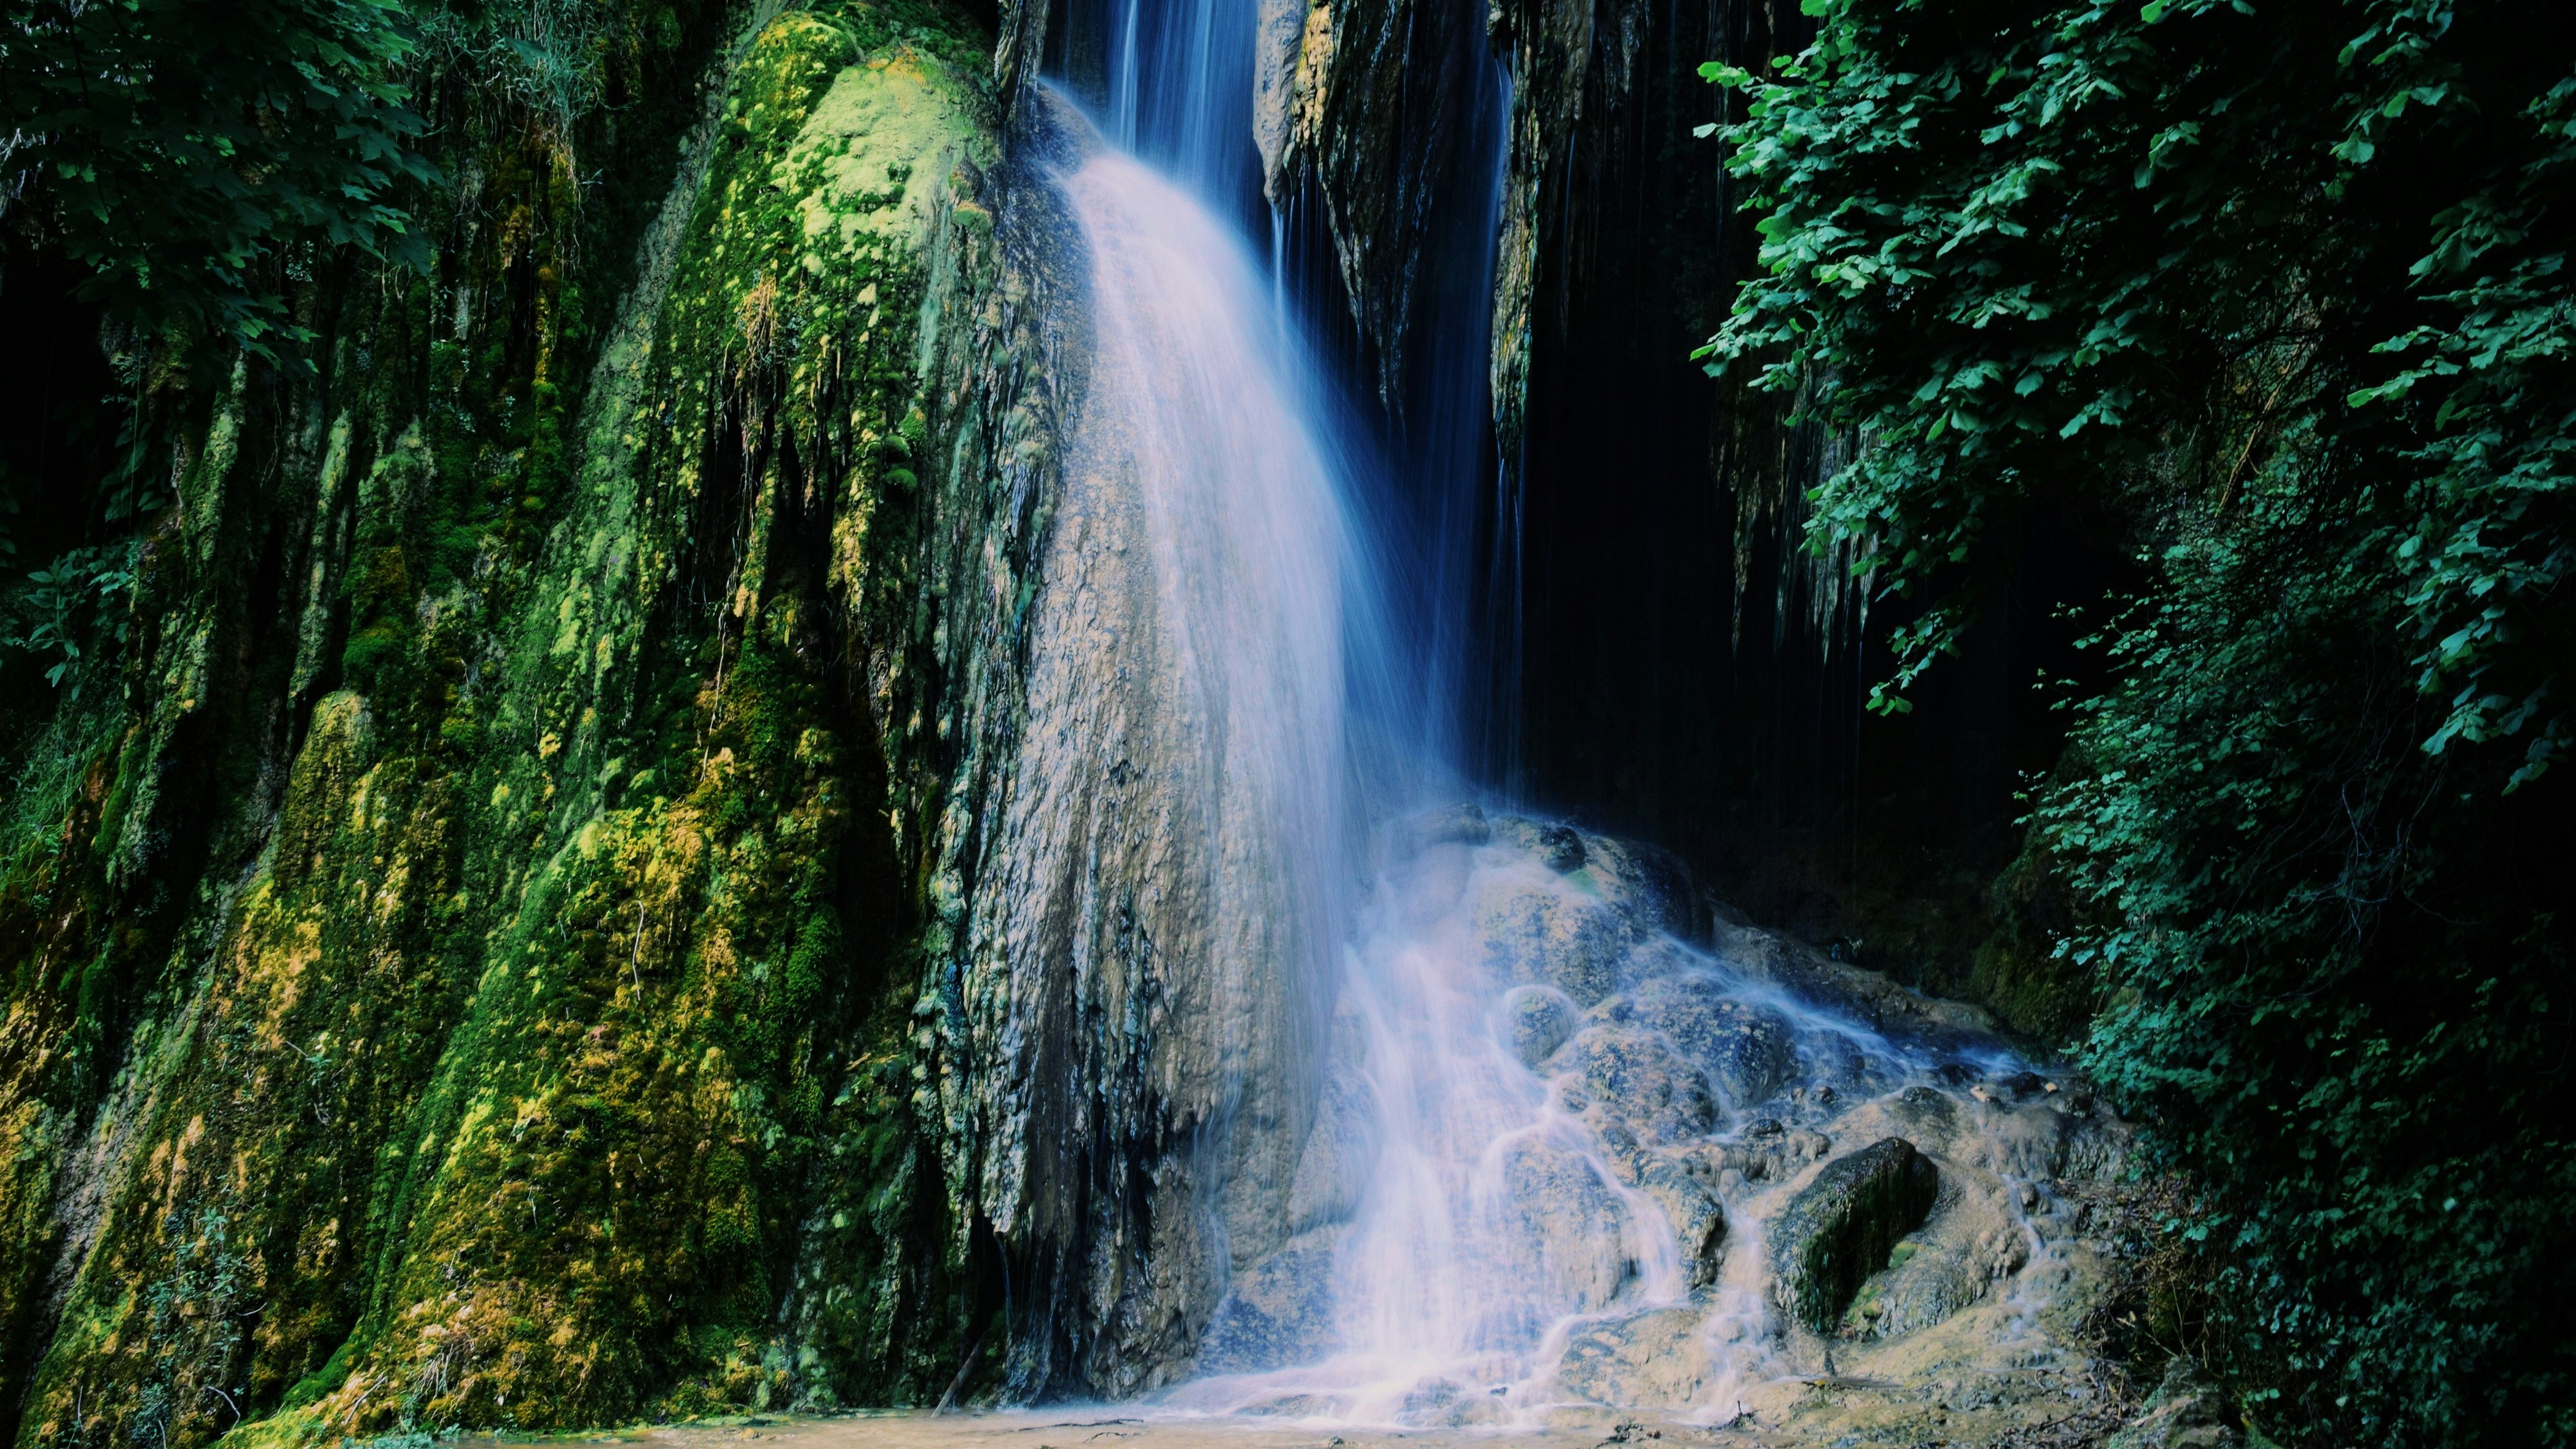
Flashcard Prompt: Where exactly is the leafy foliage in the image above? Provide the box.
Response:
[1703,0,2575,1440]
[0,0,436,360]
[0,543,133,685]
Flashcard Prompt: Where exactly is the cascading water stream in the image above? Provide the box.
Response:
[1030,9,2105,1425]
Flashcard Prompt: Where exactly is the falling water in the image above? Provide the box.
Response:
[1032,5,2101,1426]
[1086,0,1262,212]
[1024,96,1383,1208]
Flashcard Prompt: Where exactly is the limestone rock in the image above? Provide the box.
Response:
[1562,1026,1718,1144]
[1575,834,1703,940]
[1499,1136,1634,1311]
[1198,1227,1347,1373]
[1288,1066,1378,1230]
[1635,1155,1726,1287]
[1630,973,1796,1107]
[1397,1375,1514,1426]
[1474,871,1636,1005]
[1505,984,1577,1067]
[1769,1137,1940,1333]
[1555,1307,1709,1406]
[1845,1211,2028,1339]
[1400,799,1494,854]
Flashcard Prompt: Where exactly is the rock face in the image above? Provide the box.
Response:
[1769,1137,1942,1333]
[1249,0,1503,410]
[0,0,1320,1432]
[920,92,1364,1397]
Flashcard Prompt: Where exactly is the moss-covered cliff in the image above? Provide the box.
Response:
[0,0,1077,1435]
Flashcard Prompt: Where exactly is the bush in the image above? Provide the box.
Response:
[1702,1,2576,1440]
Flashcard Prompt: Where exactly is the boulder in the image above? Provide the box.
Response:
[1474,873,1636,1005]
[1890,1083,1960,1136]
[2107,1357,2241,1448]
[1769,1137,1940,1333]
[1635,1154,1726,1287]
[1562,1026,1718,1144]
[1845,1215,2026,1338]
[1400,799,1493,854]
[1535,822,1587,872]
[1397,1375,1514,1426]
[1504,984,1578,1067]
[1574,834,1703,940]
[1630,974,1797,1107]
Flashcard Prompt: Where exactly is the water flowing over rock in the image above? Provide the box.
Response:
[1171,815,2130,1422]
[933,92,1372,1394]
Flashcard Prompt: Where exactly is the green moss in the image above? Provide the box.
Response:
[0,0,1012,1440]
[1769,1137,1940,1335]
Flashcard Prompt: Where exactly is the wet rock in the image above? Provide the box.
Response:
[1288,1066,1378,1230]
[1576,835,1703,940]
[1474,872,1636,1005]
[1563,1026,1718,1144]
[1500,1136,1634,1311]
[1505,985,1578,1067]
[1536,823,1587,872]
[967,84,1364,1392]
[1887,1084,1963,1149]
[1684,1131,1808,1197]
[1769,1137,1941,1333]
[1555,1306,1710,1406]
[2108,1357,2240,1448]
[1264,0,1500,409]
[1396,1375,1512,1425]
[1592,1117,1644,1162]
[1401,800,1493,854]
[1402,1376,1465,1415]
[1635,1155,1726,1287]
[1847,1211,2028,1339]
[1630,975,1796,1107]
[1238,1392,1334,1416]
[1711,917,1998,1045]
[1197,1225,1345,1372]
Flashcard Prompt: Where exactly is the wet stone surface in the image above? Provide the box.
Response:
[1177,809,2133,1433]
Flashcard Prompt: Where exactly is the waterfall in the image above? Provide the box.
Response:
[1016,4,2098,1422]
[1043,114,1368,1035]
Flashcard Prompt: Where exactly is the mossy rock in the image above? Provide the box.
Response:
[1767,1136,1939,1333]
[0,0,1016,1438]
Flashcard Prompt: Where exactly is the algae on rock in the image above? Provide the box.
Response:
[1769,1136,1941,1335]
[0,0,1088,1435]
